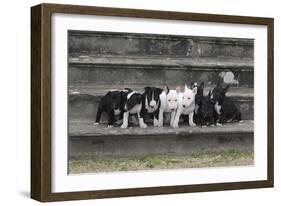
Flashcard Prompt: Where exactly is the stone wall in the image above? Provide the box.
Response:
[68,30,254,59]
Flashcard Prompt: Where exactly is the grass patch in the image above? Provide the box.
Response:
[69,150,254,174]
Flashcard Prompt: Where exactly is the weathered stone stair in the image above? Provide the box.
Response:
[69,120,254,159]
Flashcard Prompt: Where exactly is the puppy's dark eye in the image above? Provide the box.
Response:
[187,97,191,100]
[175,99,178,102]
[168,99,171,102]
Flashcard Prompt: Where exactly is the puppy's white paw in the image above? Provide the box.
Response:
[140,122,148,129]
[217,123,222,126]
[158,122,163,127]
[190,123,196,127]
[93,122,99,125]
[120,124,128,129]
[153,119,159,127]
[107,125,113,128]
[239,120,244,123]
[172,124,179,128]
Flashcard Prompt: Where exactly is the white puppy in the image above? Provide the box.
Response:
[172,84,197,128]
[158,86,180,127]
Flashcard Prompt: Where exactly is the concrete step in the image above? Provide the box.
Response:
[68,120,254,159]
[68,85,254,121]
[69,30,253,59]
[69,57,253,88]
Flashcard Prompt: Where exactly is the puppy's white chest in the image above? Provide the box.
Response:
[146,107,155,113]
[194,104,199,114]
[181,106,194,115]
[114,109,121,115]
[129,104,141,114]
[214,102,221,114]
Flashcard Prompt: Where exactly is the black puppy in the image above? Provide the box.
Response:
[140,87,163,127]
[190,82,205,124]
[191,82,217,126]
[94,90,123,127]
[210,82,242,124]
[197,91,218,126]
[191,82,204,111]
[120,89,145,129]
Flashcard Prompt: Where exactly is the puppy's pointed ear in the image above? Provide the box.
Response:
[191,82,198,89]
[192,86,197,94]
[156,88,163,95]
[191,82,195,89]
[176,86,181,94]
[164,85,169,94]
[185,84,189,92]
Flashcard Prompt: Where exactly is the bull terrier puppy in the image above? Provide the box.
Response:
[172,84,197,128]
[120,89,146,129]
[140,87,163,127]
[158,86,181,127]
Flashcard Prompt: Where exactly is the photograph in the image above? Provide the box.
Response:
[67,30,254,174]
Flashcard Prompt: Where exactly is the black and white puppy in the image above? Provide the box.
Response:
[139,87,163,127]
[94,90,123,128]
[120,89,146,129]
[210,82,242,124]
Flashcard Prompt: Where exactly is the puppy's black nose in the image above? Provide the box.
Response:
[150,106,154,108]
[183,105,186,108]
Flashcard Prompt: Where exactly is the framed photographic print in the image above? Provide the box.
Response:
[31,3,274,202]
